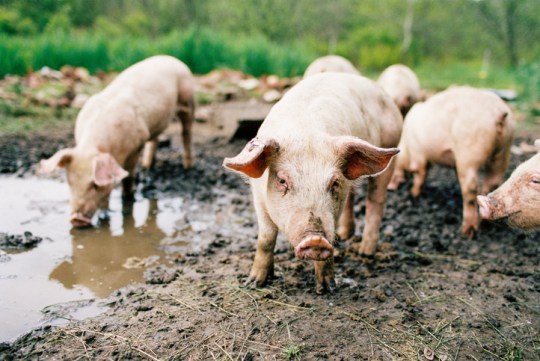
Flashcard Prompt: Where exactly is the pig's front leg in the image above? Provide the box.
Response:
[356,162,394,255]
[457,164,479,238]
[314,258,335,294]
[337,189,355,240]
[247,197,278,287]
[122,150,140,201]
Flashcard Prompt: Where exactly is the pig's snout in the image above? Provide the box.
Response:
[294,235,334,261]
[70,213,93,228]
[477,195,494,220]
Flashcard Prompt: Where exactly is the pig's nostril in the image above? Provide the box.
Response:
[294,235,334,261]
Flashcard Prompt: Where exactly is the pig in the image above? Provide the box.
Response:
[477,140,540,230]
[387,86,515,237]
[303,55,360,78]
[377,64,421,116]
[39,55,195,227]
[223,72,402,293]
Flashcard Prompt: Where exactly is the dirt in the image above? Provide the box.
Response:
[0,124,539,360]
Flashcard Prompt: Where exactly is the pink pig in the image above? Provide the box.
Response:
[39,55,195,227]
[377,64,422,116]
[478,140,540,230]
[224,73,401,293]
[388,86,515,237]
[303,55,360,78]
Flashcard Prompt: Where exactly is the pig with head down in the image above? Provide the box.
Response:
[303,55,360,78]
[224,72,402,293]
[377,64,422,116]
[388,86,515,237]
[40,55,195,227]
[477,140,540,230]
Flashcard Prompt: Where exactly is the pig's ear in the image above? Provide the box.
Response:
[223,137,279,178]
[92,153,129,186]
[39,148,75,173]
[534,139,540,152]
[336,138,400,180]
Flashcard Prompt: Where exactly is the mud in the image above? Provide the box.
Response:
[0,124,539,360]
[0,232,43,250]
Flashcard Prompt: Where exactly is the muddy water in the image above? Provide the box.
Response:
[0,176,191,342]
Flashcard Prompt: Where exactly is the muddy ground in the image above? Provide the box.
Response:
[0,122,539,360]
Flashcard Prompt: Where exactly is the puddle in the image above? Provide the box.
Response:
[0,176,193,342]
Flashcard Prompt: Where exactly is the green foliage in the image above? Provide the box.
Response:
[0,5,36,35]
[44,6,72,35]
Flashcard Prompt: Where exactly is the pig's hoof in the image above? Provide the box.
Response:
[353,242,376,256]
[461,226,477,239]
[315,277,336,295]
[243,276,267,289]
[182,157,194,169]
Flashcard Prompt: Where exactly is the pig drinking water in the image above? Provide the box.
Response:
[477,140,540,230]
[223,73,402,293]
[388,86,515,237]
[39,55,195,227]
[377,64,421,116]
[303,55,360,78]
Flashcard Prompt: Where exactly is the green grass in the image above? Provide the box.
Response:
[0,28,314,78]
[0,99,76,135]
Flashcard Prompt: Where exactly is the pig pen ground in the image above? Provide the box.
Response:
[0,78,539,359]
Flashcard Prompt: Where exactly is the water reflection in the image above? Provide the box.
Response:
[0,177,190,342]
[50,199,172,298]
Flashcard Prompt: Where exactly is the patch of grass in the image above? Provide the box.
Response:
[0,99,76,135]
[0,28,314,78]
[282,344,302,360]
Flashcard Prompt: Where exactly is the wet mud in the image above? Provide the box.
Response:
[0,126,539,360]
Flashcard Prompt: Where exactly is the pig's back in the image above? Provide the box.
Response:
[81,56,194,138]
[259,72,402,147]
[404,86,514,162]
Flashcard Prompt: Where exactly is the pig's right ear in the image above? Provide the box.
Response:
[223,137,279,178]
[39,148,75,173]
[534,139,540,152]
[335,137,400,180]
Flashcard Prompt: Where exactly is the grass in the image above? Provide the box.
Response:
[0,28,314,78]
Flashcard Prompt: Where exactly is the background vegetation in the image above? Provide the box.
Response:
[0,0,539,100]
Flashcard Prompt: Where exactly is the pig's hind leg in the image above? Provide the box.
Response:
[141,139,157,169]
[178,100,194,169]
[456,161,481,238]
[355,161,395,255]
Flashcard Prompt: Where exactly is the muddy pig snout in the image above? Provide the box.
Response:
[70,212,93,228]
[477,195,494,220]
[294,235,334,261]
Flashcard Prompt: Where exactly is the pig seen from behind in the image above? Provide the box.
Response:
[40,55,195,227]
[478,140,540,230]
[388,86,515,237]
[377,64,422,116]
[303,55,360,78]
[224,73,402,293]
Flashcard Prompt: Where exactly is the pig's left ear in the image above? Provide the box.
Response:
[336,137,400,180]
[92,153,129,186]
[223,137,279,178]
[535,139,540,152]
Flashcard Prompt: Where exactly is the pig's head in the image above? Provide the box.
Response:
[40,149,128,227]
[477,150,540,230]
[224,136,399,260]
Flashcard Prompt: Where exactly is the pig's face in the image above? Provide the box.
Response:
[265,157,347,260]
[478,152,540,230]
[224,136,399,260]
[40,149,128,227]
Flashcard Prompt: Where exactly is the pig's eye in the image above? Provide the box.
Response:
[532,178,540,185]
[276,176,289,194]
